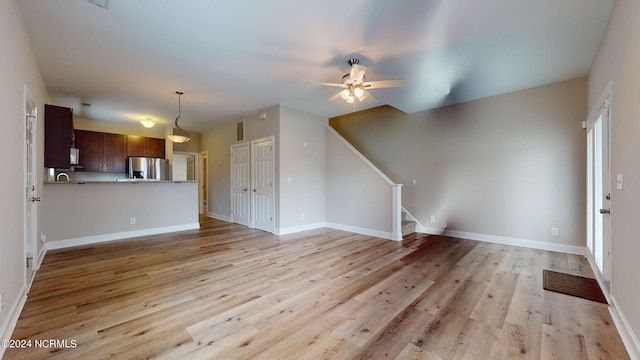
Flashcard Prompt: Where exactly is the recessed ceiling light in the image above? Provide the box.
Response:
[87,0,110,10]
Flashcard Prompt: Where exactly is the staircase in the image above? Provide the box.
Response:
[401,212,417,237]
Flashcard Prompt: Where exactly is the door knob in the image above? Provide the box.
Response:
[599,208,610,214]
[31,197,41,202]
[242,188,247,192]
[253,189,257,192]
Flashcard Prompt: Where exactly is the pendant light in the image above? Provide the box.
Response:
[167,91,191,143]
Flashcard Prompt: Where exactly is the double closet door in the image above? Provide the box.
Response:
[230,137,275,233]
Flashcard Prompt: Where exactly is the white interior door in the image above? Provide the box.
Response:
[230,142,250,226]
[251,137,275,233]
[24,87,39,288]
[586,99,611,281]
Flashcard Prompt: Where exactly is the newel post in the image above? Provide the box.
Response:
[391,184,403,241]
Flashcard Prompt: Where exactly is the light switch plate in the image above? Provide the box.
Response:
[617,174,624,190]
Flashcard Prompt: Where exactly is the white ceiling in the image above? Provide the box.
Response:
[18,0,613,133]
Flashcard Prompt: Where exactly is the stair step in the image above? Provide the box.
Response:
[401,220,416,236]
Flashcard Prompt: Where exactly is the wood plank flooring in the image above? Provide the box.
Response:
[4,217,629,359]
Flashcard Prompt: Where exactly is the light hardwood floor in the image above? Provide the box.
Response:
[5,217,629,359]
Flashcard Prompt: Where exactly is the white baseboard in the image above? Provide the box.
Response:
[441,229,586,255]
[45,223,201,250]
[35,245,47,270]
[609,295,640,360]
[325,222,394,240]
[276,222,326,236]
[0,286,27,359]
[208,212,231,222]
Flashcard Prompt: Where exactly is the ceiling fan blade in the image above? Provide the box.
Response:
[350,64,366,83]
[361,89,378,104]
[325,92,343,103]
[307,81,347,88]
[364,79,405,89]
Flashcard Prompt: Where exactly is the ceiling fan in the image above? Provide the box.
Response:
[309,58,405,104]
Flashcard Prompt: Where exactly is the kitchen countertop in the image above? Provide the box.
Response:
[44,180,198,184]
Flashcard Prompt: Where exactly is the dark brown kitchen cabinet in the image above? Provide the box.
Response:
[146,137,165,158]
[44,104,73,168]
[127,135,165,158]
[75,130,127,172]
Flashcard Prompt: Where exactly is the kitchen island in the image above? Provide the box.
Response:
[42,180,199,249]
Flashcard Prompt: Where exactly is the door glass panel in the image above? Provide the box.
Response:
[594,116,604,272]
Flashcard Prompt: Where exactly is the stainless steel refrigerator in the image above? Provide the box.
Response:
[128,157,168,180]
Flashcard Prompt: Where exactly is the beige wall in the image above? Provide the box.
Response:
[0,0,48,344]
[325,127,393,234]
[331,78,587,247]
[589,0,640,352]
[279,106,327,230]
[73,116,166,139]
[201,122,236,218]
[201,105,328,231]
[41,182,199,244]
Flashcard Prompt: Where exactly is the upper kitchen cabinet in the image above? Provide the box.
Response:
[127,136,165,158]
[75,130,127,172]
[44,104,73,169]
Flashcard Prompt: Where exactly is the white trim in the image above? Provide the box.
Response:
[276,222,327,236]
[326,125,396,186]
[585,245,640,360]
[45,223,200,250]
[325,222,394,241]
[418,225,447,235]
[208,212,232,222]
[586,81,613,129]
[0,287,28,359]
[441,229,586,255]
[401,206,427,232]
[391,185,403,241]
[609,295,640,360]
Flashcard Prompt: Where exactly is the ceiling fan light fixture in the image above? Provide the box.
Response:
[340,89,350,100]
[346,96,355,104]
[167,91,190,144]
[353,87,364,99]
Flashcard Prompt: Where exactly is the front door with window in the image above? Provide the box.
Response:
[586,96,611,281]
[24,87,39,288]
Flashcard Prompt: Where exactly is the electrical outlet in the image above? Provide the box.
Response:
[551,227,559,236]
[41,232,46,243]
[430,216,436,223]
[1,291,4,312]
[130,217,136,225]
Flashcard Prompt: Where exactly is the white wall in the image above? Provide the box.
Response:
[589,0,640,355]
[330,78,587,248]
[0,0,48,348]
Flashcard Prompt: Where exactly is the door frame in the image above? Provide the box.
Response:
[23,85,39,291]
[198,151,208,215]
[586,82,612,283]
